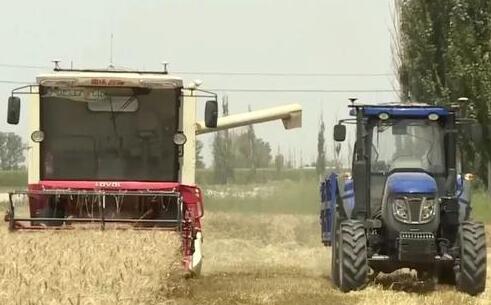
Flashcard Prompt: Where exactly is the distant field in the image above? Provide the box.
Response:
[0,170,26,190]
[203,179,491,223]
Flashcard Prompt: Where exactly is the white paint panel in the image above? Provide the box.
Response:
[181,95,196,185]
[27,93,40,184]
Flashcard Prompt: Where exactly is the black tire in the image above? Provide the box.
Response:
[337,220,368,292]
[455,221,487,296]
[330,215,340,286]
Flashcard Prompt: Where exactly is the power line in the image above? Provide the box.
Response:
[208,88,397,93]
[0,63,394,77]
[174,71,394,77]
[0,80,32,85]
[0,64,50,69]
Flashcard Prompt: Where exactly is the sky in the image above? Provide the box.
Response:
[0,0,399,167]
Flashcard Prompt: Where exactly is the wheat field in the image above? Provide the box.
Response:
[0,229,183,305]
[0,211,489,305]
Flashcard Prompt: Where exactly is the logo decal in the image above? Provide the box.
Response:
[95,181,121,188]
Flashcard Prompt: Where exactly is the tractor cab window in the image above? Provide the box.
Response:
[369,119,445,214]
[371,119,445,174]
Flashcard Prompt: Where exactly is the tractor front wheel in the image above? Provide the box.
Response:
[337,219,368,292]
[455,221,487,296]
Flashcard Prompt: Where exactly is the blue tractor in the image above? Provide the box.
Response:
[320,102,487,295]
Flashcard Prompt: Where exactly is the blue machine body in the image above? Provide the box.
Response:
[320,104,470,247]
[385,172,437,195]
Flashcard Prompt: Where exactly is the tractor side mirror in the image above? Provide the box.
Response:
[204,100,218,128]
[333,124,346,142]
[7,96,21,125]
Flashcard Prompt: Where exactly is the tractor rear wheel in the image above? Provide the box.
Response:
[455,221,487,296]
[331,219,340,286]
[337,219,368,292]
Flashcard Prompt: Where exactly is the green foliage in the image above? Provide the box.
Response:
[397,0,491,182]
[274,148,285,173]
[197,168,317,185]
[0,170,27,188]
[470,190,491,223]
[212,130,234,184]
[195,139,205,169]
[316,118,326,177]
[0,132,25,170]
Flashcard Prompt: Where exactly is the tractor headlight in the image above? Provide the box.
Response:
[393,198,409,222]
[420,198,436,221]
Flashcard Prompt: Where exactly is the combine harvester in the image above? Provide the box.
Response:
[320,101,487,295]
[5,62,302,275]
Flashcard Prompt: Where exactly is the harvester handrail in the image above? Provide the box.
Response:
[10,189,181,197]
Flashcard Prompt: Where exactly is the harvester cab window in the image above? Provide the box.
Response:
[40,86,179,181]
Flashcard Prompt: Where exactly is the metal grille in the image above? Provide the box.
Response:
[399,232,434,240]
[407,197,423,223]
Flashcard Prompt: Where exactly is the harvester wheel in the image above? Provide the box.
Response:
[337,219,368,292]
[455,221,487,296]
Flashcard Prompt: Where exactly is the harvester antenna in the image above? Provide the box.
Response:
[109,33,114,69]
[52,59,61,70]
[348,97,358,105]
[162,61,169,74]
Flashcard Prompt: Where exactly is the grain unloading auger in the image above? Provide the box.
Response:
[4,64,302,275]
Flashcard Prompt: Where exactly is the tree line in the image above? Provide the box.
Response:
[395,0,491,187]
[204,98,331,184]
[0,132,25,170]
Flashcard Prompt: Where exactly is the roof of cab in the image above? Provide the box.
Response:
[36,69,183,88]
[350,103,449,118]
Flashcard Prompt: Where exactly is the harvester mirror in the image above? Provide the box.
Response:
[7,96,21,125]
[333,124,346,142]
[204,100,218,128]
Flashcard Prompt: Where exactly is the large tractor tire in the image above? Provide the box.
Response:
[337,219,368,292]
[455,221,487,296]
[330,214,340,286]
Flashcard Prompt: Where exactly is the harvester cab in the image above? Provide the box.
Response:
[320,102,487,295]
[5,64,302,276]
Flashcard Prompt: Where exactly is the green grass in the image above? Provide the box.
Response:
[203,179,320,215]
[203,179,491,223]
[0,170,27,188]
[470,190,491,223]
[197,168,318,185]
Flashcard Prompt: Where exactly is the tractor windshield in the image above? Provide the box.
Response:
[39,86,179,181]
[370,119,444,174]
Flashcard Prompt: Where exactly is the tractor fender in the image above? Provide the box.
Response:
[320,173,349,246]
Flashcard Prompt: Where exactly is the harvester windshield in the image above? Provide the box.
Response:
[40,86,179,181]
[371,119,444,174]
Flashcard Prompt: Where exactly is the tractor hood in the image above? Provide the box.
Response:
[385,172,437,195]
